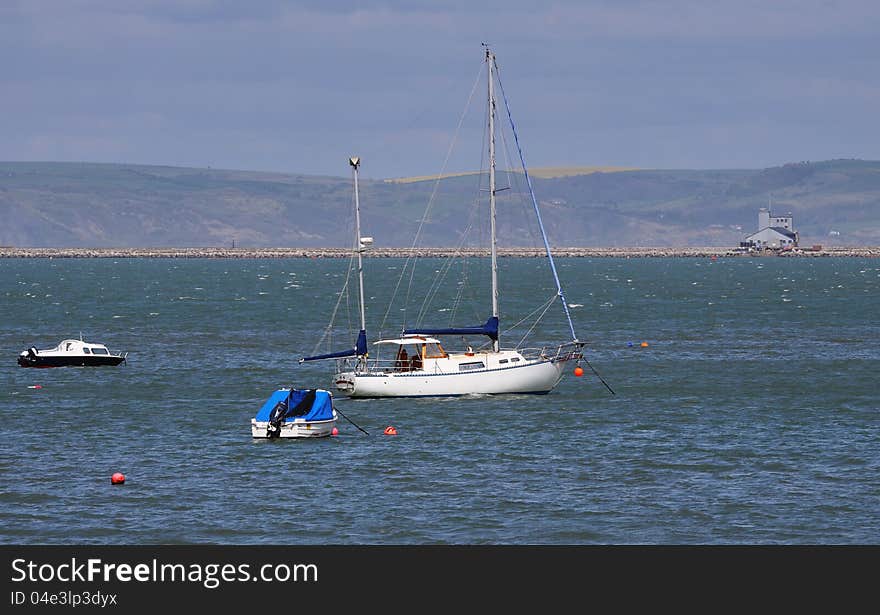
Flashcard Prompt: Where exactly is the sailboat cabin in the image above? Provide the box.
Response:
[385,336,449,372]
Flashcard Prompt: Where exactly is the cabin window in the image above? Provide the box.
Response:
[510,357,521,363]
[459,361,485,372]
[92,347,109,355]
[82,348,91,354]
[498,359,509,364]
[425,342,447,358]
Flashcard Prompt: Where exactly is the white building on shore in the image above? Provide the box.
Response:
[743,207,799,249]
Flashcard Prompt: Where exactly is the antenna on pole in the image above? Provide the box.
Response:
[350,156,368,360]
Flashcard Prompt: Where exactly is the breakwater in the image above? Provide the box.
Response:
[1,246,877,258]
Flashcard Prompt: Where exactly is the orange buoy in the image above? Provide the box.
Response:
[383,426,398,436]
[110,472,125,485]
[573,366,584,377]
[331,427,339,436]
[640,341,649,348]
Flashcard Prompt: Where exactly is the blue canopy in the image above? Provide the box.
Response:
[404,316,499,341]
[254,388,335,423]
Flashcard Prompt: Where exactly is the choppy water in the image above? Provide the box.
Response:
[1,257,878,544]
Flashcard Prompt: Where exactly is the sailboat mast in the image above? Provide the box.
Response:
[350,157,367,338]
[487,47,500,353]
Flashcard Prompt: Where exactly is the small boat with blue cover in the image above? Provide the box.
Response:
[251,388,338,438]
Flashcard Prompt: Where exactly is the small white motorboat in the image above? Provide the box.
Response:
[17,337,127,368]
[251,388,338,438]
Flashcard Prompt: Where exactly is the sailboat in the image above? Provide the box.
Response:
[300,47,585,397]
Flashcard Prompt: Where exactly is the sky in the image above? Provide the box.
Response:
[2,0,880,179]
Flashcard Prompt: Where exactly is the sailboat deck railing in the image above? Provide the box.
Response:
[335,341,582,375]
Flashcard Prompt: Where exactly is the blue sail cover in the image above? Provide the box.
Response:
[254,389,335,422]
[404,316,499,341]
[301,329,368,362]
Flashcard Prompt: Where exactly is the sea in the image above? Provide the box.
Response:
[1,256,878,545]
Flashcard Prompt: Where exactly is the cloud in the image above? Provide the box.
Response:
[1,1,879,175]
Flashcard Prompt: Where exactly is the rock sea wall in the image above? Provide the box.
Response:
[1,247,877,258]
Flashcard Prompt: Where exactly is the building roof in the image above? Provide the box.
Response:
[746,226,797,241]
[768,226,797,239]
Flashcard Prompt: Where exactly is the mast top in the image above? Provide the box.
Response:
[349,156,360,168]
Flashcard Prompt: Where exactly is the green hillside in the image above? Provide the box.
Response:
[1,159,878,248]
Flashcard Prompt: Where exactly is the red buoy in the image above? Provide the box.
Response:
[111,472,125,485]
[331,427,339,436]
[383,426,398,436]
[573,366,584,377]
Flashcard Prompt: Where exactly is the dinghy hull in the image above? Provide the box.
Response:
[250,416,337,438]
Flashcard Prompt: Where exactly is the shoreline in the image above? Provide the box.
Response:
[1,246,878,258]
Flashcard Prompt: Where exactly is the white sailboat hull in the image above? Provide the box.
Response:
[334,358,570,398]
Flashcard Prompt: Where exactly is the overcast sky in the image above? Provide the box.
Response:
[2,0,879,179]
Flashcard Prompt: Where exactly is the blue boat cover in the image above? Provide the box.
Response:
[254,389,334,423]
[404,316,499,341]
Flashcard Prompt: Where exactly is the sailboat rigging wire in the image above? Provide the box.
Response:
[401,82,482,316]
[448,257,469,323]
[497,117,544,249]
[416,250,459,326]
[414,192,482,327]
[406,54,568,347]
[414,192,484,328]
[432,99,491,329]
[510,293,557,348]
[309,249,357,356]
[309,195,359,356]
[378,60,485,340]
[493,59,580,344]
[414,85,490,330]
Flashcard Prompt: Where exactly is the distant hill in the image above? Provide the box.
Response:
[384,165,639,183]
[1,159,878,248]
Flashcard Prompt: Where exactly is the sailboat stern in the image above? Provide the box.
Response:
[334,372,356,393]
